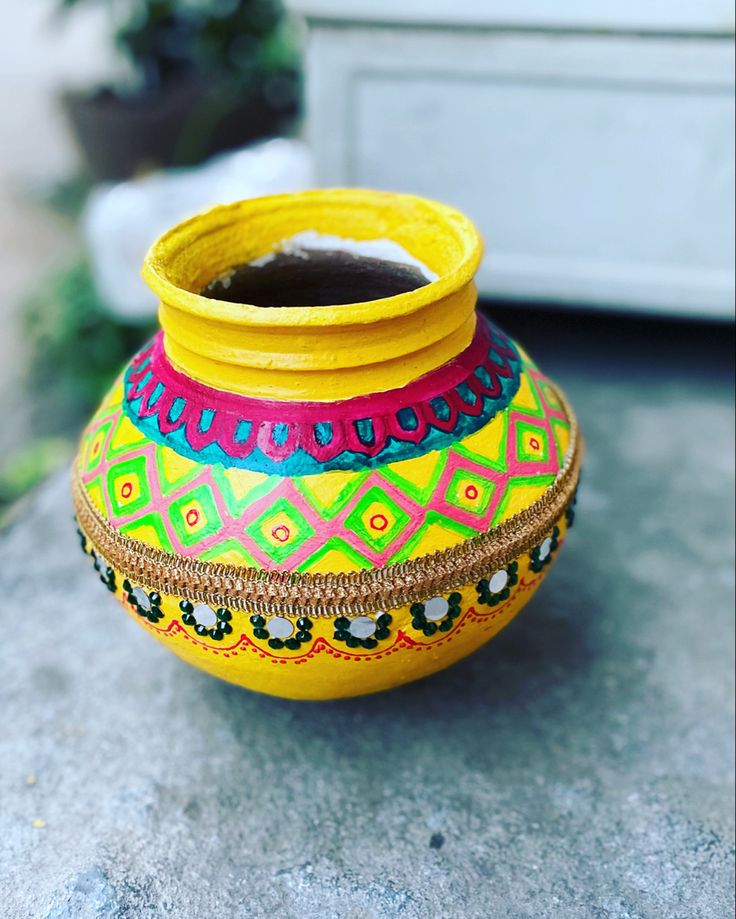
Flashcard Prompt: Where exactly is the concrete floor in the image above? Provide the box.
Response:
[0,310,733,919]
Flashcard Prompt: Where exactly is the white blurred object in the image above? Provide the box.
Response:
[83,139,315,321]
[250,230,438,281]
[291,1,735,318]
[289,0,734,32]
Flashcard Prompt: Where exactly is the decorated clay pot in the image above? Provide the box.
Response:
[72,189,582,700]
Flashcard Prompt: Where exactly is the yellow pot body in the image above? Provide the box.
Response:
[73,190,581,700]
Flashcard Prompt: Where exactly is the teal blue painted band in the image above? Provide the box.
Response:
[121,319,522,476]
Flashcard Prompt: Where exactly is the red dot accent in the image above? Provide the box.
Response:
[369,513,389,532]
[120,481,133,499]
[272,525,290,543]
[529,437,540,450]
[464,483,479,500]
[185,508,200,527]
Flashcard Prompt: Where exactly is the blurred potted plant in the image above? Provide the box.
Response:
[58,0,301,180]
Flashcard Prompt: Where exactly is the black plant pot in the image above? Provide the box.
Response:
[61,73,299,182]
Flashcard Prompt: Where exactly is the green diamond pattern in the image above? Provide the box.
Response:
[168,483,223,547]
[107,454,151,516]
[515,420,550,463]
[344,485,411,553]
[245,496,315,563]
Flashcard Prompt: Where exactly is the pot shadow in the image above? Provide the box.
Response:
[205,563,606,756]
[163,547,640,836]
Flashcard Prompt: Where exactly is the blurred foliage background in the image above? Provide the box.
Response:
[0,0,302,518]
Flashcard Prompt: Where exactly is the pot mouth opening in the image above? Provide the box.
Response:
[142,188,483,327]
[201,232,438,308]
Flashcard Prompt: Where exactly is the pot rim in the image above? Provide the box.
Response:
[141,188,483,328]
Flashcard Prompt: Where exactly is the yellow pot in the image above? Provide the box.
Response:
[73,189,582,700]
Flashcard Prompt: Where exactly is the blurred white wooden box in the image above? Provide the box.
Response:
[290,0,735,317]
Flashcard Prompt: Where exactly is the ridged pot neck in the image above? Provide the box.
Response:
[142,189,483,402]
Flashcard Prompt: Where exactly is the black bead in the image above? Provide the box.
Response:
[448,592,461,605]
[220,622,233,635]
[411,618,425,630]
[194,624,208,636]
[439,620,453,632]
[253,628,268,640]
[377,613,392,626]
[361,638,378,649]
[122,579,132,592]
[448,607,461,619]
[149,592,161,606]
[209,629,224,641]
[410,603,424,616]
[332,632,346,642]
[334,617,350,630]
[375,628,389,640]
[179,600,193,613]
[217,608,232,621]
[297,617,312,631]
[423,623,437,636]
[268,638,284,649]
[182,612,195,626]
[345,636,360,648]
[295,630,311,642]
[285,638,300,650]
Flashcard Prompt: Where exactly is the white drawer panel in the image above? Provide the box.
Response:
[307,30,735,316]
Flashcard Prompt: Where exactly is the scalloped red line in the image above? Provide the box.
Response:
[145,610,509,666]
[130,598,525,664]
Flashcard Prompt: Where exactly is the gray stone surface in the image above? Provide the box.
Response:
[1,312,733,919]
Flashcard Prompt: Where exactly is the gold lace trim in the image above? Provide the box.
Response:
[73,389,582,617]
